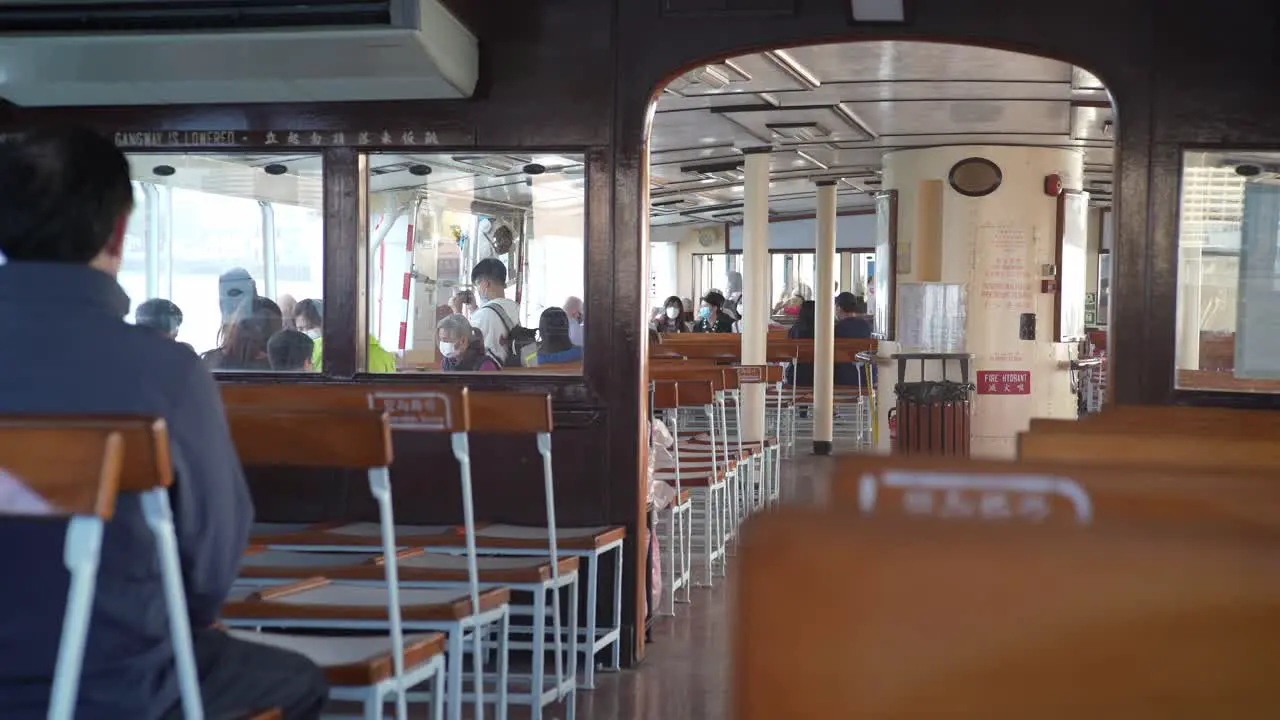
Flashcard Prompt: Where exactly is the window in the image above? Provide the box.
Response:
[366,152,586,373]
[121,153,324,372]
[1174,150,1280,393]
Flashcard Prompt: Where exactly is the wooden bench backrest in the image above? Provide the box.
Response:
[651,381,679,411]
[827,454,1280,533]
[1017,431,1280,473]
[735,509,1280,719]
[673,379,716,407]
[0,423,123,517]
[648,367,727,391]
[1080,399,1280,427]
[0,416,171,493]
[220,383,470,433]
[226,408,394,469]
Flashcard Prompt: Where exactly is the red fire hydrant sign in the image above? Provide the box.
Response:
[977,370,1031,395]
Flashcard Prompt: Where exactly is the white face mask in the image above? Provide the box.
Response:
[303,328,321,340]
[438,341,458,358]
[665,307,679,319]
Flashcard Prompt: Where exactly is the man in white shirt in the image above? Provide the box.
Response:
[469,258,523,364]
[563,296,585,347]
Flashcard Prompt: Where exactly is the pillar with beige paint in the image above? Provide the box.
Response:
[874,145,1087,459]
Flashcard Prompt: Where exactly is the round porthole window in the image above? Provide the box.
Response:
[948,157,1003,197]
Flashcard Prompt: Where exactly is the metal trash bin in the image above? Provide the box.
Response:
[893,352,975,457]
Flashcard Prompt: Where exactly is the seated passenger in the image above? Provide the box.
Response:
[135,297,195,354]
[523,307,585,367]
[293,297,397,373]
[0,128,326,719]
[267,329,315,372]
[834,292,873,339]
[654,295,690,333]
[786,301,817,387]
[438,314,500,372]
[563,296,585,347]
[693,291,736,333]
[201,296,283,371]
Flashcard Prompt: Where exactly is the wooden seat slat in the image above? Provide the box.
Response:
[240,547,579,584]
[428,523,626,551]
[225,578,511,622]
[229,630,446,686]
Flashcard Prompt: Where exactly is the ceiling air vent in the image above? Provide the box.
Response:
[0,1,394,33]
[652,197,700,214]
[450,155,532,176]
[767,122,829,142]
[681,161,744,184]
[0,0,477,106]
[684,60,752,90]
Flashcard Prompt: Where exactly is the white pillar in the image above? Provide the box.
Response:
[813,181,837,453]
[741,148,771,442]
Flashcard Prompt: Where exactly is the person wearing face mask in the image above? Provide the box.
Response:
[654,295,690,333]
[293,298,398,373]
[437,314,500,372]
[692,291,736,333]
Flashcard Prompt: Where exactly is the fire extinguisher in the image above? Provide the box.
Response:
[887,407,898,443]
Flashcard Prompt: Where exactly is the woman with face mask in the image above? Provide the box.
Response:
[654,295,690,333]
[693,291,736,333]
[437,314,501,372]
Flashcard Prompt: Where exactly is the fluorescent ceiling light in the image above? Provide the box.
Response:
[850,0,905,22]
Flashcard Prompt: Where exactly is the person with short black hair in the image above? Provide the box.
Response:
[835,291,873,340]
[693,291,736,333]
[135,298,183,339]
[469,258,527,364]
[267,329,315,371]
[0,127,326,720]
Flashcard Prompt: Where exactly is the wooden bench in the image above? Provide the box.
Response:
[652,380,727,591]
[824,454,1280,535]
[1018,430,1280,474]
[649,380,693,615]
[0,417,204,719]
[735,508,1280,718]
[221,407,456,720]
[223,383,603,701]
[1031,404,1280,437]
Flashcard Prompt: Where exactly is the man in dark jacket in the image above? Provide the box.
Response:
[0,128,326,719]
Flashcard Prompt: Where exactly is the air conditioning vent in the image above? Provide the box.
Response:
[0,0,476,107]
[450,155,532,176]
[652,197,699,213]
[0,1,395,33]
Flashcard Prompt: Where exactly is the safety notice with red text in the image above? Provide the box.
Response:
[977,370,1031,395]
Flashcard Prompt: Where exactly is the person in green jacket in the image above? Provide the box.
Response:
[292,298,398,373]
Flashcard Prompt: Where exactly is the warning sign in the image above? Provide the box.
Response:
[977,370,1031,395]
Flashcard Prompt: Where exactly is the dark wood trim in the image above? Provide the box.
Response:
[321,147,365,378]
